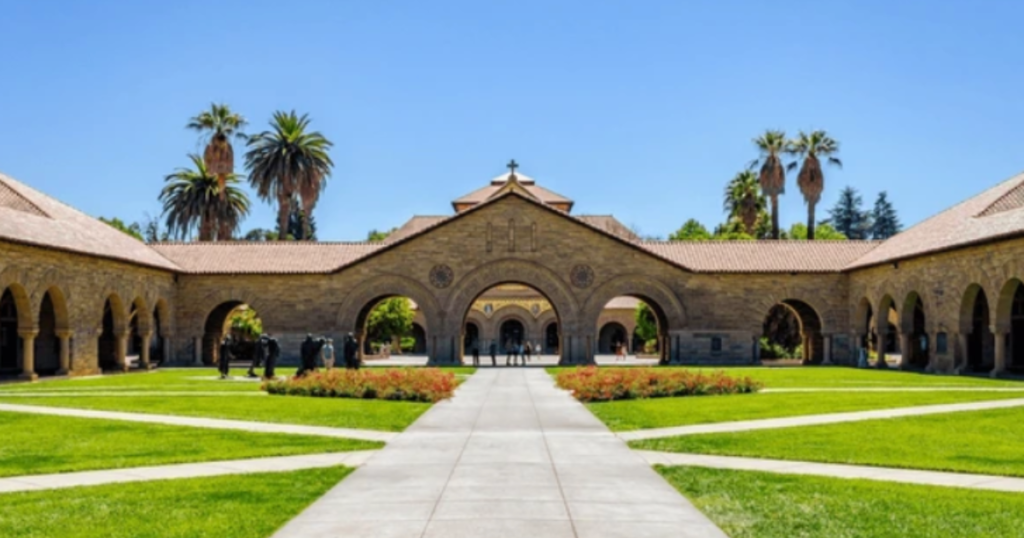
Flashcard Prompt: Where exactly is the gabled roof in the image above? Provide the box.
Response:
[452,172,574,211]
[150,242,384,274]
[847,172,1024,269]
[640,240,882,273]
[0,173,180,271]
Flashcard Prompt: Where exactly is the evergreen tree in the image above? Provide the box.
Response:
[826,186,871,239]
[870,191,902,239]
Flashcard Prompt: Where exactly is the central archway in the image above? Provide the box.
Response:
[453,281,562,366]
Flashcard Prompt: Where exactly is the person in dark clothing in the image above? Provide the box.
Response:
[264,336,280,379]
[524,341,532,364]
[505,340,514,366]
[247,335,266,378]
[343,333,360,370]
[296,334,317,377]
[489,340,497,367]
[471,339,480,367]
[218,336,233,379]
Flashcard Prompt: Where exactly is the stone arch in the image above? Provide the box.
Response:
[579,274,686,333]
[151,297,171,364]
[960,283,995,373]
[995,278,1024,372]
[99,292,129,335]
[900,291,930,369]
[129,296,152,335]
[98,292,128,371]
[336,274,444,337]
[0,279,34,330]
[759,298,826,364]
[492,306,535,349]
[995,278,1023,333]
[38,286,70,333]
[598,321,628,354]
[874,293,899,367]
[192,289,269,336]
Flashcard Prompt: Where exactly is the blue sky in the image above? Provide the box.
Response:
[2,0,1023,240]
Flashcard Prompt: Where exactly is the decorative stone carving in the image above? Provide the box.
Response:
[429,264,455,289]
[570,265,595,289]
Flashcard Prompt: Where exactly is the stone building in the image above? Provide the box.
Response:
[1,164,1023,379]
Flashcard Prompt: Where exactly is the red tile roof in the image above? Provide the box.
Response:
[384,216,449,244]
[149,242,384,274]
[847,173,1024,269]
[0,173,180,271]
[577,215,639,242]
[639,240,882,273]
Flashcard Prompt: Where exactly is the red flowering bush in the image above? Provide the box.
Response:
[554,367,762,402]
[264,368,458,403]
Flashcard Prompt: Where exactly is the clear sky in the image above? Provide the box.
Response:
[2,0,1023,241]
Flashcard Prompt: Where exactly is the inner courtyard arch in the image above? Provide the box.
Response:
[452,280,565,365]
[760,299,825,364]
[960,284,994,372]
[598,321,628,355]
[901,292,930,370]
[98,295,127,372]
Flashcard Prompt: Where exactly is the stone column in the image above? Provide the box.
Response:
[992,330,1007,378]
[822,335,833,365]
[19,329,39,382]
[56,329,72,375]
[954,332,967,374]
[899,333,913,370]
[163,336,172,366]
[193,336,203,366]
[116,331,129,372]
[140,331,153,369]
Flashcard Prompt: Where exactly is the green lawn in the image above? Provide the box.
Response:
[0,467,350,538]
[0,394,430,432]
[588,390,1024,431]
[0,411,378,478]
[659,466,1024,538]
[635,406,1024,477]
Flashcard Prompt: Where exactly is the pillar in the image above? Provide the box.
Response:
[140,331,153,369]
[19,329,39,382]
[163,335,172,366]
[56,329,72,375]
[193,336,203,366]
[992,330,1007,378]
[822,335,833,365]
[924,331,937,373]
[116,331,129,372]
[899,333,913,370]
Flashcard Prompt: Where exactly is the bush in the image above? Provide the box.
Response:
[554,367,762,402]
[759,337,802,359]
[263,368,457,403]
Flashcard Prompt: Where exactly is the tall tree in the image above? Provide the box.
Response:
[286,196,317,240]
[160,155,250,241]
[245,111,334,240]
[826,186,871,239]
[750,130,788,239]
[870,191,902,240]
[669,219,711,241]
[723,170,766,235]
[367,297,414,353]
[187,104,247,195]
[787,130,842,240]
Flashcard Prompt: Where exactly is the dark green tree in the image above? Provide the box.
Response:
[243,228,278,241]
[668,219,711,241]
[870,191,902,240]
[826,186,871,239]
[634,302,658,342]
[286,197,317,240]
[723,170,766,235]
[367,297,414,353]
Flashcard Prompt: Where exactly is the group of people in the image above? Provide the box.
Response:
[613,341,629,361]
[296,333,361,377]
[217,333,281,380]
[215,332,359,380]
[468,339,540,367]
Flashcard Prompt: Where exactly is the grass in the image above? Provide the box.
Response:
[0,411,379,478]
[635,406,1024,477]
[588,390,1024,431]
[0,394,429,431]
[0,467,350,538]
[659,466,1024,538]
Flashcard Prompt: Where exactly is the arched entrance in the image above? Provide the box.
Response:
[996,279,1024,373]
[463,322,480,355]
[901,292,929,370]
[598,322,627,354]
[579,276,685,365]
[875,295,900,367]
[35,292,60,375]
[359,296,417,357]
[499,319,525,353]
[98,296,127,372]
[761,299,824,364]
[203,301,263,366]
[960,284,994,372]
[0,289,20,373]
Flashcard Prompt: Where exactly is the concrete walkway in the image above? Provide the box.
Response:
[0,451,378,494]
[618,397,1024,441]
[272,369,726,538]
[636,450,1024,493]
[0,403,397,443]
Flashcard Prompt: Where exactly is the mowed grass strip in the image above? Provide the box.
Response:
[635,406,1024,478]
[659,466,1024,538]
[0,467,350,538]
[0,394,430,432]
[589,390,1024,431]
[0,412,379,478]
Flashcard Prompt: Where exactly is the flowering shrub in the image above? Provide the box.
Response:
[554,367,762,402]
[264,368,457,403]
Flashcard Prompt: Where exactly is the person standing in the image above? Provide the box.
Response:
[505,339,514,366]
[524,341,532,363]
[247,335,266,378]
[471,339,480,367]
[264,336,280,380]
[218,336,233,379]
[489,340,497,367]
[321,338,336,370]
[344,333,360,370]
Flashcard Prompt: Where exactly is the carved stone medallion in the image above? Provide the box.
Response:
[569,264,595,289]
[429,264,454,289]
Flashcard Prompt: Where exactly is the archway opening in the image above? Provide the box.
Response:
[598,322,628,355]
[463,322,479,356]
[128,301,144,368]
[1002,280,1024,372]
[461,283,561,366]
[761,299,824,364]
[35,292,60,375]
[98,298,120,371]
[875,295,900,367]
[0,289,20,373]
[356,296,419,359]
[902,293,929,369]
[962,285,994,372]
[151,303,167,365]
[592,295,667,364]
[855,298,874,362]
[204,301,263,366]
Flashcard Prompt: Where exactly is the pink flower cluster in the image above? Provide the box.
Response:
[554,367,762,402]
[264,368,458,403]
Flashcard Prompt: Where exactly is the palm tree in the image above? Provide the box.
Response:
[160,155,250,241]
[786,130,842,240]
[723,170,765,235]
[750,130,788,239]
[187,104,247,195]
[244,111,333,240]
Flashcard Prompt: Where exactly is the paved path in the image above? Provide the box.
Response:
[636,450,1024,493]
[0,403,396,443]
[618,397,1024,441]
[0,451,378,494]
[272,369,725,538]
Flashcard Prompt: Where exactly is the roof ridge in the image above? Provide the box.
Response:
[975,175,1024,218]
[0,175,51,218]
